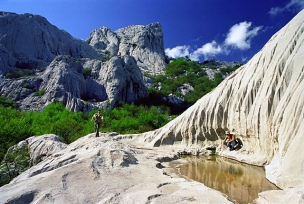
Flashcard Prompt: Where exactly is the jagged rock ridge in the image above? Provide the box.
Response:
[0,12,166,111]
[1,9,304,204]
[87,23,166,74]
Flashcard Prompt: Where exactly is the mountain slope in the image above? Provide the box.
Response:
[139,9,304,189]
[1,10,304,204]
[0,12,165,111]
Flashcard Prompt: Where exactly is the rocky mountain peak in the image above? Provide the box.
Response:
[87,22,166,74]
[0,12,165,111]
[1,9,304,204]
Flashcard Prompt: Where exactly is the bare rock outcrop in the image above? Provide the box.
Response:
[0,133,232,204]
[0,12,100,76]
[0,55,148,111]
[87,23,166,74]
[0,134,67,185]
[0,12,163,111]
[138,9,304,192]
[26,134,67,165]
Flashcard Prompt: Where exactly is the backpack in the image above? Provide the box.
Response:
[233,138,243,150]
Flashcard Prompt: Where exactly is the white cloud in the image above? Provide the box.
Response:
[190,41,223,61]
[165,45,190,59]
[269,0,304,16]
[165,41,224,61]
[165,21,262,61]
[224,22,262,50]
[269,7,284,16]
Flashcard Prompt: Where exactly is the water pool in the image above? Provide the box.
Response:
[177,155,279,203]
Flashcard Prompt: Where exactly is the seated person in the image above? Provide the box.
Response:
[222,132,236,151]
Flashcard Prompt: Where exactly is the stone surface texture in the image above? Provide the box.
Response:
[0,12,163,111]
[87,23,166,74]
[1,10,304,204]
[134,9,304,202]
[0,134,232,204]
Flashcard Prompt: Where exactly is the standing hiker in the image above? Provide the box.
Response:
[91,110,104,137]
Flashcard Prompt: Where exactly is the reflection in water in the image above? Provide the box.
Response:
[178,156,279,204]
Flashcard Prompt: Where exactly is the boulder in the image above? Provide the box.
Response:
[26,134,67,165]
[0,134,66,185]
[177,83,194,96]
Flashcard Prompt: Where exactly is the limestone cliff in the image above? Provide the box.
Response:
[139,9,304,190]
[0,12,100,75]
[1,10,304,204]
[87,23,166,74]
[0,12,164,111]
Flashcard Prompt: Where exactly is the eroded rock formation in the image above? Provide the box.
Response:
[0,12,165,111]
[138,9,304,192]
[87,23,166,74]
[1,9,304,204]
[0,133,232,203]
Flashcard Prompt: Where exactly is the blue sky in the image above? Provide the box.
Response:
[2,0,304,63]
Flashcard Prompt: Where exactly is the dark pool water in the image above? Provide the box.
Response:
[177,155,279,204]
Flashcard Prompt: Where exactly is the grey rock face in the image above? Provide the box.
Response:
[99,56,148,107]
[0,12,100,76]
[26,134,67,165]
[0,55,148,111]
[87,23,166,74]
[177,83,194,96]
[0,12,162,111]
[87,26,119,56]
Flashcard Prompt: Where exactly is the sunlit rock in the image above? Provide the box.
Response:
[139,9,304,192]
[0,133,232,203]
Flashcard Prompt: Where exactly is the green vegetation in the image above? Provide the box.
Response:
[143,58,241,114]
[34,89,45,96]
[0,144,31,186]
[101,50,111,62]
[82,67,92,77]
[220,65,240,75]
[0,102,173,163]
[6,70,34,79]
[23,83,30,89]
[0,96,16,108]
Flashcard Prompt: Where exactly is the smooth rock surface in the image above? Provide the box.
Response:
[133,9,304,201]
[0,133,232,204]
